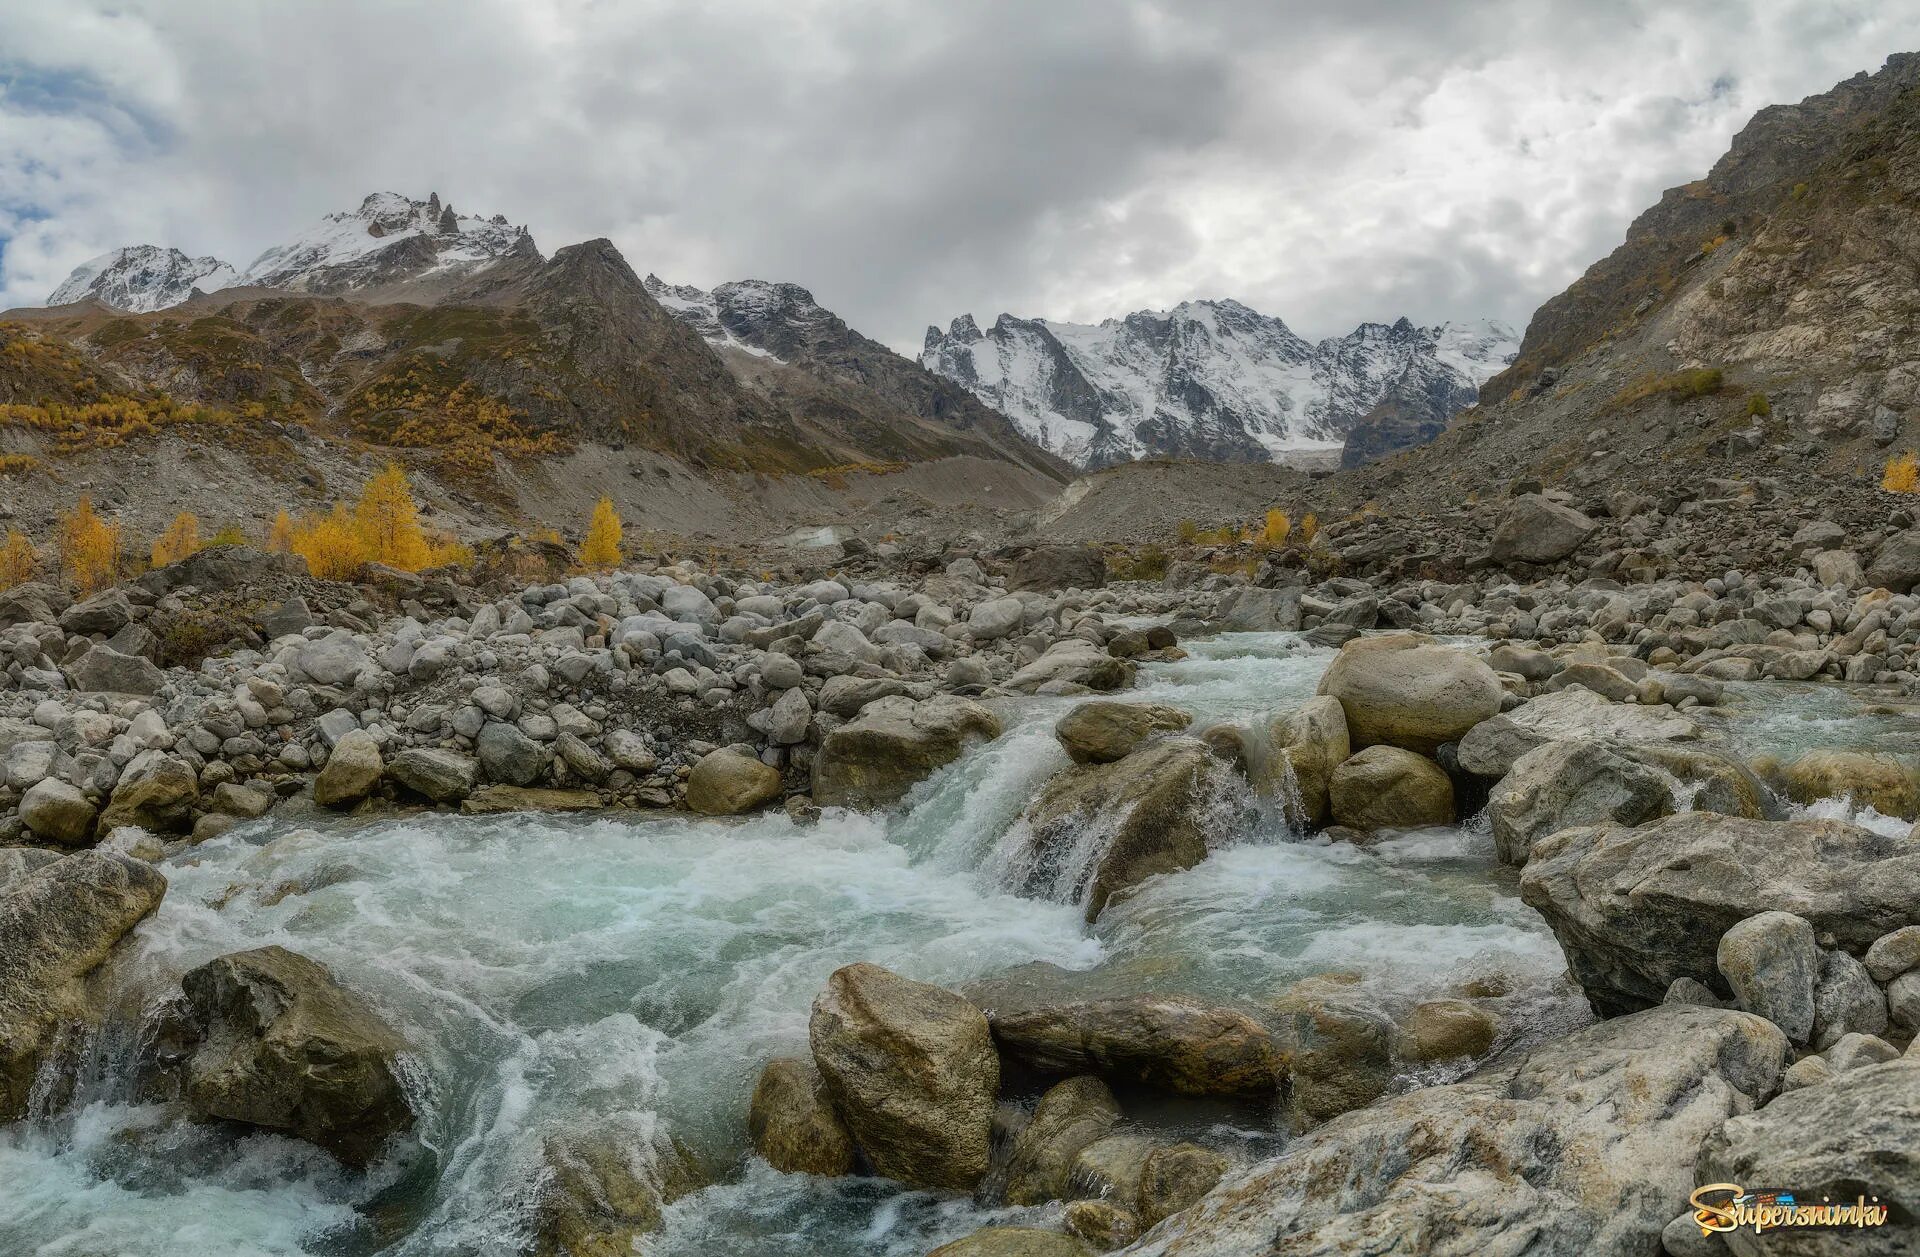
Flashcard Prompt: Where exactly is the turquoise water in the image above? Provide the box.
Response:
[0,632,1586,1257]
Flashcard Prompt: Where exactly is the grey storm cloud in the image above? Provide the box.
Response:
[3,0,1920,349]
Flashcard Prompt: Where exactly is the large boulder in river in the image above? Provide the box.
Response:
[808,963,999,1191]
[1263,696,1349,828]
[1781,748,1920,820]
[1487,739,1673,866]
[1489,494,1598,565]
[176,945,415,1167]
[1217,586,1303,633]
[1696,1058,1920,1254]
[685,748,783,815]
[1455,686,1701,778]
[930,1230,1093,1257]
[0,851,167,1119]
[812,694,1002,809]
[1004,639,1136,694]
[1315,635,1503,753]
[536,1125,702,1257]
[1054,701,1192,765]
[1019,737,1239,921]
[1519,813,1920,1017]
[748,1057,854,1176]
[1124,1005,1787,1257]
[987,994,1281,1097]
[1004,1075,1123,1205]
[1327,745,1454,831]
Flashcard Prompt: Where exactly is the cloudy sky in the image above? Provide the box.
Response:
[2,0,1918,351]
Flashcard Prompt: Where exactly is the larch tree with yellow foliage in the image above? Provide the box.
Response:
[59,496,120,594]
[353,464,430,571]
[579,496,623,569]
[291,503,367,580]
[267,509,296,553]
[0,528,35,590]
[151,511,202,568]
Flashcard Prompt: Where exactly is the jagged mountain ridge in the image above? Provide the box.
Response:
[644,275,1068,479]
[919,300,1516,468]
[47,192,538,311]
[47,246,239,313]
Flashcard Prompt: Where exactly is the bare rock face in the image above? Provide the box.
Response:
[807,963,999,1191]
[1316,635,1503,753]
[1520,813,1920,1017]
[987,994,1281,1098]
[1697,1059,1920,1257]
[176,945,415,1167]
[0,851,167,1119]
[1126,1005,1788,1257]
[812,694,1002,809]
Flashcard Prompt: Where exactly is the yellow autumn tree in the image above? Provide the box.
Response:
[579,496,623,569]
[1255,508,1291,550]
[1297,512,1320,546]
[291,503,367,580]
[59,496,120,594]
[0,528,35,590]
[151,511,202,568]
[353,463,430,571]
[266,509,296,553]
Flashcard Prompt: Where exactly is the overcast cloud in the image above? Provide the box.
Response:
[3,0,1919,350]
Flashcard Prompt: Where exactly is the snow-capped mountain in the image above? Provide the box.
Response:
[47,192,537,311]
[641,276,811,360]
[920,300,1518,468]
[47,246,239,313]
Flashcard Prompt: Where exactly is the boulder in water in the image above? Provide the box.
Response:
[1264,695,1349,828]
[1781,748,1920,819]
[748,1057,855,1176]
[1003,1075,1122,1205]
[812,694,1002,809]
[1327,745,1454,831]
[1123,1006,1787,1257]
[98,751,198,835]
[386,747,480,804]
[928,1229,1093,1257]
[176,945,415,1167]
[536,1126,702,1257]
[1003,639,1136,694]
[1053,701,1192,765]
[1487,739,1672,866]
[686,748,783,815]
[1455,686,1701,778]
[808,962,999,1191]
[0,851,167,1119]
[313,729,382,808]
[1271,979,1394,1128]
[1137,1142,1231,1229]
[1218,586,1302,632]
[986,994,1281,1097]
[1520,813,1920,1016]
[1019,737,1240,921]
[1315,635,1503,753]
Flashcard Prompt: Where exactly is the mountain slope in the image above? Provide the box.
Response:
[920,300,1515,468]
[645,275,1068,479]
[48,246,239,313]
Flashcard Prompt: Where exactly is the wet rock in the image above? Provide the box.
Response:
[1489,495,1598,565]
[1781,749,1920,819]
[313,729,382,808]
[1062,1200,1138,1249]
[1264,696,1349,827]
[987,994,1280,1097]
[1327,745,1454,831]
[1003,1075,1122,1205]
[460,786,601,814]
[19,777,96,846]
[808,963,998,1191]
[1396,998,1499,1063]
[1072,1134,1158,1205]
[1717,911,1818,1045]
[1487,739,1671,866]
[1004,639,1136,694]
[1137,1142,1230,1229]
[1271,982,1394,1127]
[0,851,167,1119]
[1054,701,1192,765]
[176,945,414,1167]
[1019,738,1239,921]
[1697,1059,1920,1257]
[747,1057,854,1176]
[1125,1006,1787,1257]
[1455,686,1701,778]
[928,1229,1092,1257]
[1316,635,1503,753]
[386,747,480,804]
[1521,813,1920,1016]
[535,1127,701,1257]
[812,694,1002,809]
[686,748,783,815]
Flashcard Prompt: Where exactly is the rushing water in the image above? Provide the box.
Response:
[3,632,1593,1256]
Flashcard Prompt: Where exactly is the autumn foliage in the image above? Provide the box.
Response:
[58,496,121,594]
[267,509,296,553]
[353,464,431,570]
[281,463,469,579]
[151,511,203,568]
[291,503,365,580]
[1885,452,1920,494]
[579,496,623,569]
[0,528,34,590]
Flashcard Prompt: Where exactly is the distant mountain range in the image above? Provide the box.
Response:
[919,302,1517,468]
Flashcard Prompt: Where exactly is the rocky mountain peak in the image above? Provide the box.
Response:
[47,245,240,313]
